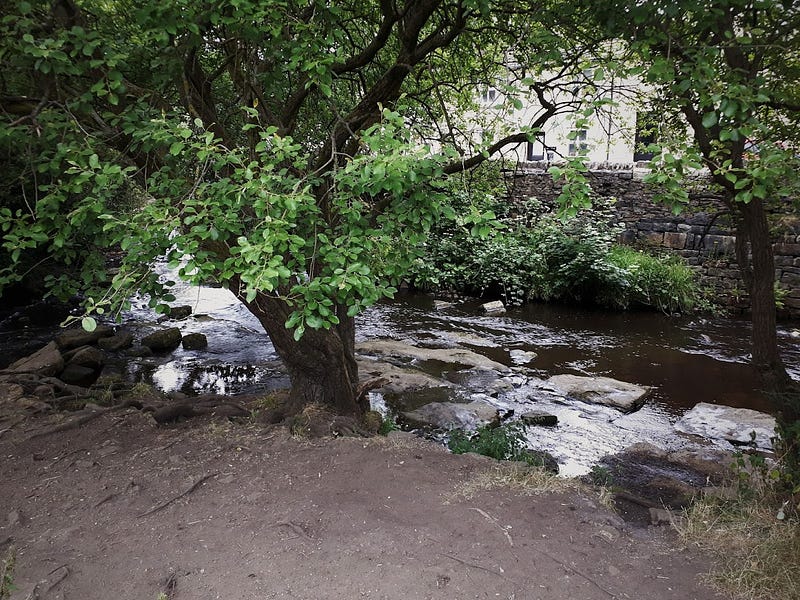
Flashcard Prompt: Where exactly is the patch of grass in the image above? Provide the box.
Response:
[675,477,800,600]
[448,463,573,501]
[1,547,16,600]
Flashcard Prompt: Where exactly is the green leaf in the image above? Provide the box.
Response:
[81,316,97,332]
[701,112,717,128]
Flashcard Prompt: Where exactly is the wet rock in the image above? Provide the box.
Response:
[141,327,182,352]
[357,340,510,373]
[546,374,651,413]
[445,368,506,393]
[520,411,558,427]
[167,305,193,320]
[385,386,464,412]
[509,349,537,365]
[98,331,134,351]
[126,345,153,358]
[7,342,64,376]
[182,332,208,350]
[433,300,454,310]
[54,325,114,350]
[402,400,498,429]
[480,300,506,315]
[675,402,777,450]
[65,346,106,370]
[59,364,97,387]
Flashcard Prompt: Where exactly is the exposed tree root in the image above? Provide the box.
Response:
[26,399,142,440]
[138,472,218,518]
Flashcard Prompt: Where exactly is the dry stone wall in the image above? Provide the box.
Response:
[508,163,800,318]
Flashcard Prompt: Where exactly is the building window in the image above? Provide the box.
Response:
[567,129,588,156]
[481,86,497,103]
[526,141,544,161]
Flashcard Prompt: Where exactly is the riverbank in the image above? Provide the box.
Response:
[0,408,727,600]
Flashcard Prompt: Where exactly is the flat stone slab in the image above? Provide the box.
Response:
[402,400,498,430]
[356,340,510,373]
[546,374,651,412]
[675,402,777,450]
[7,342,64,377]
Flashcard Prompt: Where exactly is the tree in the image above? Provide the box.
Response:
[585,0,800,404]
[1,0,596,420]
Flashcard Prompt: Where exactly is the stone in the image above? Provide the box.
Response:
[520,411,558,427]
[66,346,106,370]
[433,300,454,310]
[54,325,114,350]
[509,349,537,365]
[480,300,506,315]
[59,364,97,387]
[546,374,651,412]
[675,402,777,450]
[7,342,64,377]
[402,400,498,429]
[649,507,674,526]
[167,305,193,320]
[126,345,153,358]
[141,327,182,352]
[98,331,134,351]
[663,232,687,249]
[356,340,510,373]
[182,332,208,350]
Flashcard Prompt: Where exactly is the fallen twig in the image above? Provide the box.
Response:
[441,553,504,577]
[138,472,217,518]
[162,570,178,599]
[469,507,514,547]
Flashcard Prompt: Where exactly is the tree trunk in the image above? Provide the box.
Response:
[735,199,794,398]
[233,286,364,418]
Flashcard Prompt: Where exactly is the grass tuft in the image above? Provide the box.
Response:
[675,479,800,600]
[448,463,574,502]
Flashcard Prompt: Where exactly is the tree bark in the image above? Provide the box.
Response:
[232,284,363,418]
[734,199,794,398]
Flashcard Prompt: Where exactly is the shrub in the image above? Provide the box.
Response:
[447,421,552,469]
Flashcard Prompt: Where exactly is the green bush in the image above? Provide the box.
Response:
[448,421,549,467]
[410,179,705,313]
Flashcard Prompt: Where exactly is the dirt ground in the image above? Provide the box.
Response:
[0,408,728,600]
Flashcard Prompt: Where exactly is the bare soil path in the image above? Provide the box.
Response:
[0,409,727,600]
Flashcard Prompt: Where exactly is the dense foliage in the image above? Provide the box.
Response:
[410,188,705,314]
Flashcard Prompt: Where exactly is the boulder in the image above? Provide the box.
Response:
[402,400,498,429]
[65,346,106,370]
[357,340,510,373]
[167,305,193,320]
[182,332,208,350]
[59,364,97,387]
[675,402,777,450]
[98,331,134,351]
[520,411,558,427]
[141,327,182,352]
[7,342,64,376]
[480,300,506,315]
[546,374,651,412]
[55,325,114,350]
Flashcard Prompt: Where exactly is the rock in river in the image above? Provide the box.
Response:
[141,327,183,352]
[402,400,498,430]
[546,374,651,413]
[675,402,777,450]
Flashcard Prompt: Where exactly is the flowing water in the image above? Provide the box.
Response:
[3,279,799,476]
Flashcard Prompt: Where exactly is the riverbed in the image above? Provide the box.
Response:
[3,281,798,476]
